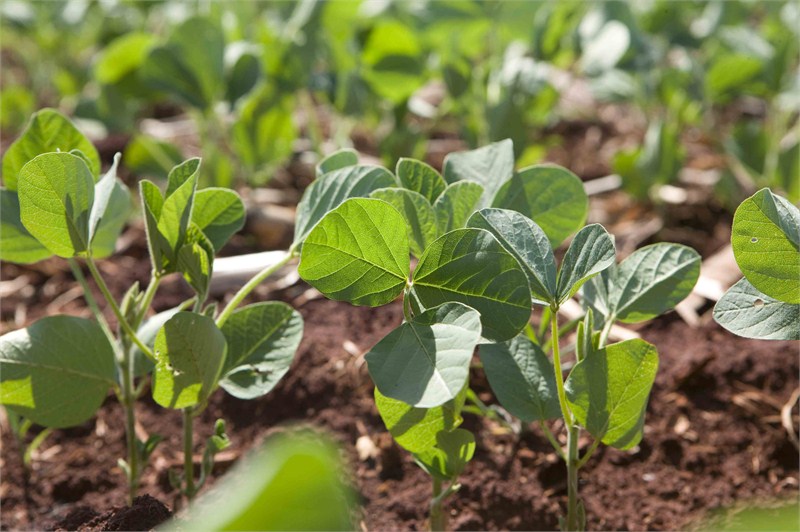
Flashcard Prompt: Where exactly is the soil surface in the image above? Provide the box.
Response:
[1,264,798,530]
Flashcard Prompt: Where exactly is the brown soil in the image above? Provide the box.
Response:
[1,267,798,531]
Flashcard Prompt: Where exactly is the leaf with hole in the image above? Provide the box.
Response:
[713,278,799,340]
[365,302,481,408]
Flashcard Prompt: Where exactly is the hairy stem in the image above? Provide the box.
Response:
[566,424,581,531]
[183,408,196,499]
[215,251,296,328]
[429,478,446,531]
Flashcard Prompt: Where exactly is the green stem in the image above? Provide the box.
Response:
[430,478,446,531]
[183,408,196,499]
[85,257,156,360]
[550,306,573,426]
[215,251,296,328]
[576,437,600,469]
[598,317,615,349]
[132,273,162,330]
[539,421,566,461]
[566,424,581,531]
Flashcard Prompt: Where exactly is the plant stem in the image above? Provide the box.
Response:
[539,421,566,461]
[550,306,573,426]
[566,424,581,531]
[132,273,162,329]
[430,478,446,531]
[576,438,600,469]
[215,250,296,328]
[85,257,155,360]
[183,408,196,499]
[598,316,615,349]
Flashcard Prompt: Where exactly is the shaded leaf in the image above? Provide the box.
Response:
[0,189,51,263]
[556,224,615,304]
[371,187,438,257]
[443,139,514,208]
[433,181,484,234]
[713,278,799,341]
[191,188,246,252]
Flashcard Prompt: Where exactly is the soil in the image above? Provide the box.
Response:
[1,258,798,530]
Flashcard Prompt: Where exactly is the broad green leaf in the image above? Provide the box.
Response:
[178,433,353,531]
[91,178,132,259]
[361,20,424,103]
[177,225,215,298]
[411,228,531,343]
[123,135,183,180]
[414,428,475,481]
[157,159,200,269]
[611,243,701,323]
[581,269,612,320]
[219,302,304,399]
[94,32,155,85]
[2,108,100,190]
[731,188,800,303]
[556,224,615,304]
[565,338,658,450]
[433,181,484,234]
[468,208,557,304]
[492,165,588,247]
[294,165,396,245]
[374,386,467,454]
[443,139,514,208]
[396,158,446,203]
[713,278,799,341]
[18,152,94,257]
[371,187,438,257]
[0,189,51,263]
[166,157,200,196]
[132,300,196,377]
[225,51,261,105]
[191,188,246,252]
[479,334,560,422]
[152,312,227,410]
[0,316,116,428]
[299,198,410,306]
[232,88,295,172]
[317,149,358,177]
[142,17,225,109]
[365,303,481,408]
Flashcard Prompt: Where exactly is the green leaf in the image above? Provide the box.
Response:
[177,225,215,298]
[191,188,246,252]
[299,198,410,306]
[556,224,615,304]
[294,165,396,245]
[361,20,424,103]
[132,301,195,378]
[317,149,359,177]
[731,188,800,303]
[396,158,447,203]
[492,164,588,247]
[225,51,261,106]
[2,108,100,191]
[413,428,475,481]
[374,386,467,454]
[232,87,296,172]
[140,180,170,273]
[411,228,531,343]
[179,433,354,531]
[219,302,304,400]
[152,312,227,410]
[467,208,557,304]
[142,17,224,109]
[123,135,184,180]
[0,316,116,428]
[157,159,200,270]
[371,187,438,257]
[94,32,155,85]
[443,139,514,208]
[433,181,484,234]
[713,278,800,341]
[706,53,763,101]
[565,338,658,450]
[479,334,561,422]
[0,189,51,263]
[89,153,121,242]
[17,152,94,257]
[91,178,132,259]
[610,243,700,323]
[365,303,481,408]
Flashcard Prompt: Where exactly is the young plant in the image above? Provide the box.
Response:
[0,109,304,504]
[713,188,799,340]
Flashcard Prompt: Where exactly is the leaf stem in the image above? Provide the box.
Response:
[539,421,566,461]
[598,316,615,349]
[132,273,162,330]
[215,250,296,329]
[576,437,601,469]
[85,257,156,361]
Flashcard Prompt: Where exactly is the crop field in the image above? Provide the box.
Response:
[0,1,798,531]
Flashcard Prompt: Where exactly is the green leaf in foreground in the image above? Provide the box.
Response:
[219,302,304,399]
[443,139,514,208]
[191,188,246,252]
[317,148,359,177]
[414,428,475,481]
[299,198,410,306]
[294,165,396,244]
[479,334,561,422]
[713,278,800,341]
[374,386,467,454]
[371,187,438,257]
[365,303,481,408]
[412,229,532,343]
[176,433,353,531]
[468,208,557,304]
[433,181,484,234]
[556,224,615,304]
[152,312,227,410]
[565,338,658,450]
[0,316,116,428]
[0,189,51,263]
[492,164,588,247]
[731,188,800,304]
[2,108,100,190]
[396,158,446,204]
[18,152,95,257]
